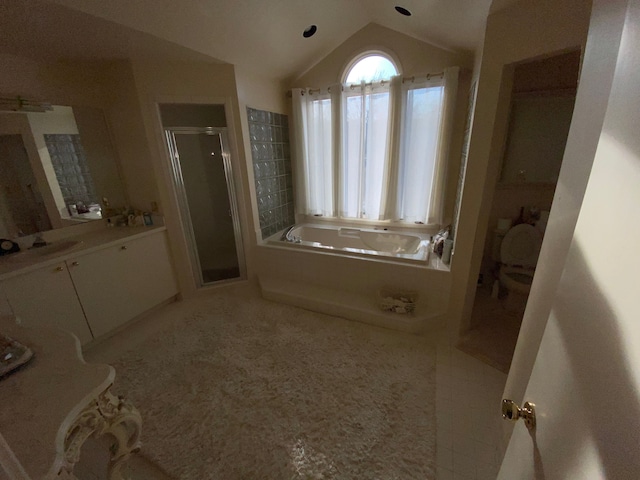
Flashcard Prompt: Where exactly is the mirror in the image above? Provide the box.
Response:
[0,105,127,237]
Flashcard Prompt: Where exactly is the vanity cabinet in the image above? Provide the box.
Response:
[67,232,177,338]
[0,230,177,344]
[0,262,93,344]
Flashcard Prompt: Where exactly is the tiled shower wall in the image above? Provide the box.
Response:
[45,134,98,208]
[247,108,295,239]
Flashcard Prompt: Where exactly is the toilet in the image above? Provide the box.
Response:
[498,223,542,295]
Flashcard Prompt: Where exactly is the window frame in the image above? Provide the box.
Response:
[296,53,451,233]
[340,50,402,85]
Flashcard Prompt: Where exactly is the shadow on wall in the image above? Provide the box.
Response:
[545,244,640,478]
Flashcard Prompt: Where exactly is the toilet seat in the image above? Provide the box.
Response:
[500,224,542,267]
[499,266,535,294]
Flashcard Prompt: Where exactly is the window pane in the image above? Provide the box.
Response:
[397,86,444,223]
[346,55,397,84]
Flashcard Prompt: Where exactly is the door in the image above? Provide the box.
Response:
[0,262,93,344]
[498,1,640,478]
[165,128,245,286]
[68,233,178,338]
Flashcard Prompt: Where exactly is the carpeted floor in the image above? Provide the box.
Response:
[108,285,437,479]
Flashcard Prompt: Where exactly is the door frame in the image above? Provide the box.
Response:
[164,127,247,287]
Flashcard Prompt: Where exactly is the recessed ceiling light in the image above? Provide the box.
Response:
[303,25,317,38]
[395,6,412,16]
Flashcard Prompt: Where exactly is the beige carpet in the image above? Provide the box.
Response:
[110,286,437,479]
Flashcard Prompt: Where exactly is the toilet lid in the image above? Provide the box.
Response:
[500,224,542,267]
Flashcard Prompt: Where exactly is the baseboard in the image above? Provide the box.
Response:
[83,295,178,352]
[260,278,445,335]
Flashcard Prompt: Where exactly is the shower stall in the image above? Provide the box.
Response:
[164,125,245,286]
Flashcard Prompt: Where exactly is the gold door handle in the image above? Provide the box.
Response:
[502,399,536,430]
[55,266,64,272]
[71,261,80,267]
[121,245,127,250]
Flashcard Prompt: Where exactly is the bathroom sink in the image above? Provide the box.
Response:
[8,240,84,261]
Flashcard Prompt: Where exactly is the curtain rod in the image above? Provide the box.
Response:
[286,71,445,98]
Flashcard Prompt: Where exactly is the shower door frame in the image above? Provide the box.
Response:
[164,127,246,287]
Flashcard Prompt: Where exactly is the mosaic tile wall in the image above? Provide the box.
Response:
[45,134,98,208]
[247,107,295,239]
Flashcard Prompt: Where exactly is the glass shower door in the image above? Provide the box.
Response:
[165,128,244,285]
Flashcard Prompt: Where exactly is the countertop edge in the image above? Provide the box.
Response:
[0,226,168,282]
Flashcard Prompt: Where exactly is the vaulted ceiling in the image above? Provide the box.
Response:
[1,0,506,80]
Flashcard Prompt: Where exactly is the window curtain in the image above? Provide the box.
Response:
[428,67,459,225]
[291,88,335,217]
[383,75,404,219]
[390,67,459,224]
[340,81,392,219]
[292,67,459,225]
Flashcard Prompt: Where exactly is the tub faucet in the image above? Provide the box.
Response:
[281,225,296,242]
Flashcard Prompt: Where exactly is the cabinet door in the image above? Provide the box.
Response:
[68,232,177,338]
[0,263,94,344]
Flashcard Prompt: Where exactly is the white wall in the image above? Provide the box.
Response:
[293,23,472,86]
[129,59,254,295]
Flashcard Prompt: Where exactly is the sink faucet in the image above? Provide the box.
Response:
[32,232,48,248]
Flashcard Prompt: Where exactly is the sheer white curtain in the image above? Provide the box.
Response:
[292,67,459,225]
[390,67,459,224]
[428,67,459,224]
[340,82,391,219]
[291,88,335,217]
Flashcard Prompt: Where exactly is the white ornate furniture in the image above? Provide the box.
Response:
[0,317,141,479]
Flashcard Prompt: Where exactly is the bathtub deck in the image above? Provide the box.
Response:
[260,277,447,334]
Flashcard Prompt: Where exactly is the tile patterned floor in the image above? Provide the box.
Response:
[435,331,509,480]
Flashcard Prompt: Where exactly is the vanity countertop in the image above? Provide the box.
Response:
[0,225,168,281]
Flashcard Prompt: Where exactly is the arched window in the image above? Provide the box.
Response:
[344,54,398,84]
[293,52,454,225]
